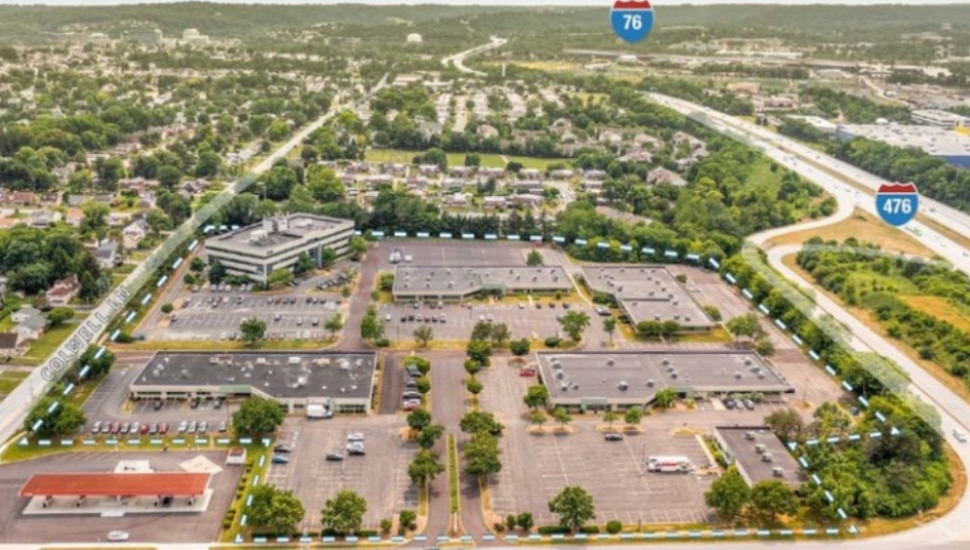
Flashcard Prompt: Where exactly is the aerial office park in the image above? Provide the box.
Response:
[0,224,888,546]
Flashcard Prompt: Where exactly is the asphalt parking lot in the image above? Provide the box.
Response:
[377,299,602,342]
[0,451,239,544]
[264,416,418,531]
[376,239,572,270]
[478,360,718,526]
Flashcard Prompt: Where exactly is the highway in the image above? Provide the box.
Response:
[0,75,388,449]
[645,92,970,548]
[442,36,507,76]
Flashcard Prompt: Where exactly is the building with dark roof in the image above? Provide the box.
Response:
[392,265,574,301]
[129,351,377,413]
[535,351,793,411]
[712,426,804,488]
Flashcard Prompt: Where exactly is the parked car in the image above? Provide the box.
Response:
[148,423,158,435]
[109,422,121,435]
[275,444,294,454]
[198,421,208,433]
[347,432,365,443]
[955,429,968,443]
[402,400,421,411]
[743,399,755,410]
[139,423,150,435]
[187,421,197,433]
[119,423,130,435]
[326,452,345,461]
[159,423,170,435]
[604,433,624,441]
[107,531,129,542]
[724,399,736,410]
[218,421,228,433]
[153,400,164,411]
[91,421,102,434]
[346,443,366,456]
[271,454,290,464]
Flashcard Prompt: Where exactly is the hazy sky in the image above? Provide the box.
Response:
[1,0,968,5]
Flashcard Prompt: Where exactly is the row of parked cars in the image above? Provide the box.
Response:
[724,397,756,410]
[401,365,423,411]
[400,313,447,324]
[89,420,229,436]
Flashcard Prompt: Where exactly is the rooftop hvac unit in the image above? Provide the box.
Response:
[556,370,565,380]
[673,315,680,321]
[762,453,774,462]
[662,359,670,366]
[670,372,678,379]
[745,431,756,440]
[735,372,742,379]
[618,381,628,391]
[561,384,569,392]
[607,358,614,366]
[646,379,655,387]
[772,467,785,478]
[654,315,661,321]
[745,359,753,366]
[758,373,766,379]
[685,316,692,322]
[667,365,675,372]
[755,443,766,454]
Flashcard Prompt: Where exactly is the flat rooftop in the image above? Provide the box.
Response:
[536,351,792,403]
[715,426,804,488]
[581,265,713,329]
[393,265,574,296]
[20,473,211,497]
[207,214,353,254]
[131,352,377,401]
[837,124,970,157]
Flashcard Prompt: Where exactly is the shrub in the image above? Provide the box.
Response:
[544,336,561,348]
[579,526,600,534]
[606,521,623,534]
[380,519,392,534]
[506,514,517,530]
[399,510,417,530]
[375,337,391,348]
[493,523,505,532]
[222,519,233,529]
[357,529,379,537]
[537,526,568,535]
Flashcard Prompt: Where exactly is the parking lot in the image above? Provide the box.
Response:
[140,270,353,342]
[264,416,418,531]
[0,451,239,544]
[476,359,756,526]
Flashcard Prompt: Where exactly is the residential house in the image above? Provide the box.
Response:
[345,162,370,174]
[507,180,544,194]
[647,167,688,187]
[29,210,55,228]
[65,194,90,208]
[12,306,42,325]
[619,149,654,163]
[633,133,662,149]
[448,166,475,177]
[137,191,157,209]
[40,192,60,206]
[477,124,499,139]
[363,174,393,187]
[442,192,471,207]
[381,163,407,176]
[93,194,116,206]
[597,129,624,146]
[519,168,542,180]
[581,179,606,194]
[479,167,506,179]
[108,212,130,227]
[582,169,608,180]
[441,178,467,192]
[417,121,443,140]
[91,240,122,269]
[726,82,761,97]
[3,191,38,207]
[46,275,80,306]
[550,118,572,136]
[511,194,544,207]
[482,196,508,209]
[65,208,84,227]
[124,219,150,248]
[13,311,46,342]
[361,190,381,204]
[549,169,574,180]
[0,332,27,357]
[406,176,432,190]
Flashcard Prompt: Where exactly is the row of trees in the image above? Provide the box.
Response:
[0,226,110,298]
[248,485,369,537]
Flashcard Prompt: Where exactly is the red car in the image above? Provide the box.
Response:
[159,423,169,435]
[519,367,536,377]
[139,424,150,435]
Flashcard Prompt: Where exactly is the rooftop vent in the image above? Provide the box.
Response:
[646,379,655,387]
[772,467,784,478]
[618,381,628,391]
[735,372,742,379]
[607,358,614,366]
[745,431,756,440]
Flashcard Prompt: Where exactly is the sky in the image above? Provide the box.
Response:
[0,0,968,5]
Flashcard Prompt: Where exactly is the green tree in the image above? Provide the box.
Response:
[764,408,805,442]
[413,325,433,348]
[654,388,677,410]
[624,406,644,427]
[726,313,762,344]
[749,479,798,523]
[320,247,338,268]
[602,410,618,425]
[408,448,446,486]
[548,486,596,532]
[705,466,750,524]
[232,396,285,436]
[208,258,226,285]
[460,410,504,436]
[415,376,431,395]
[320,490,368,536]
[466,339,492,365]
[464,359,483,376]
[470,321,494,342]
[552,406,571,429]
[349,236,368,261]
[248,485,305,534]
[523,384,549,410]
[754,337,776,357]
[240,317,267,347]
[509,338,531,356]
[490,323,511,347]
[360,307,384,341]
[160,303,174,314]
[527,250,543,266]
[559,310,590,342]
[602,317,617,345]
[324,313,344,339]
[516,512,534,532]
[293,253,315,275]
[24,397,86,437]
[703,305,722,322]
[466,377,483,395]
[77,345,115,379]
[268,268,295,289]
[157,165,182,190]
[464,153,481,167]
[463,431,502,477]
[46,307,75,328]
[407,408,432,432]
[80,200,109,235]
[415,423,444,449]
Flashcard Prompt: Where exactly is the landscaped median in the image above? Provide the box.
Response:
[3,432,270,464]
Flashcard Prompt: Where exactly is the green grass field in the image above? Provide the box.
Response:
[364,148,568,171]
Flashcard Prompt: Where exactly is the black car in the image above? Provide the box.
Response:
[274,444,294,454]
[724,399,736,409]
[406,367,422,378]
[604,433,624,441]
[326,452,344,461]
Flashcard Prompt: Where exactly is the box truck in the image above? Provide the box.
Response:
[646,456,694,473]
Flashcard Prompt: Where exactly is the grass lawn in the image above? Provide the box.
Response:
[364,148,568,171]
[2,434,253,463]
[18,316,89,367]
[767,209,934,258]
[903,295,970,334]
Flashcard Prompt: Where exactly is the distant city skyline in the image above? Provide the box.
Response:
[0,0,968,6]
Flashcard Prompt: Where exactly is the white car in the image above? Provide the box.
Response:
[347,432,365,442]
[954,429,967,443]
[107,531,129,542]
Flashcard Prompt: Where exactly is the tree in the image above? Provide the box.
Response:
[232,396,285,436]
[413,325,433,348]
[360,307,385,341]
[624,406,644,427]
[466,339,492,364]
[466,377,483,395]
[161,303,174,314]
[464,359,483,376]
[320,490,368,535]
[602,410,618,425]
[705,466,750,524]
[415,423,444,449]
[349,236,368,261]
[46,307,75,328]
[516,512,534,532]
[654,388,677,409]
[506,514,517,531]
[407,408,432,432]
[552,406,571,429]
[24,397,86,437]
[324,313,344,339]
[464,153,481,167]
[754,337,776,357]
[509,338,531,356]
[490,323,511,347]
[464,431,502,477]
[248,485,305,534]
[415,376,431,394]
[548,486,595,532]
[530,410,547,428]
[80,200,109,235]
[470,321,494,342]
[77,345,115,379]
[240,317,267,347]
[602,317,617,345]
[460,410,504,436]
[157,165,182,190]
[320,247,338,268]
[726,313,762,344]
[703,305,722,322]
[405,356,431,375]
[749,480,798,523]
[527,250,543,266]
[268,268,295,289]
[293,253,315,275]
[208,258,226,285]
[559,311,590,342]
[764,408,805,442]
[408,449,446,486]
[523,384,550,410]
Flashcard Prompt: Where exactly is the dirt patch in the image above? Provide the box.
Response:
[766,208,933,258]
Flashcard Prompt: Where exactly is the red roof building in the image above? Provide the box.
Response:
[19,473,210,497]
